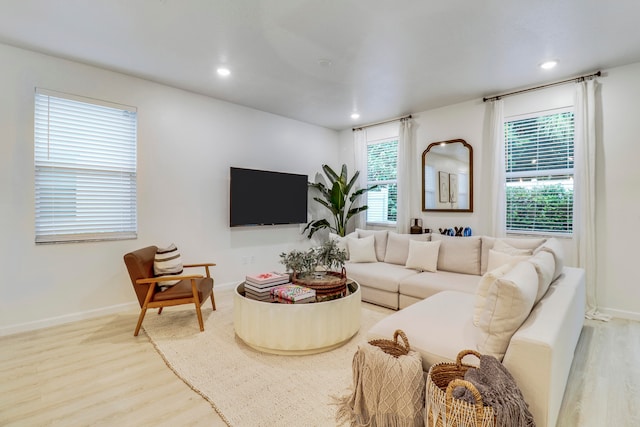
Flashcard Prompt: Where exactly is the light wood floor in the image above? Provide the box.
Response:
[1,311,638,426]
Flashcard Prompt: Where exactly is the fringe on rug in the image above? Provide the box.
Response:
[332,343,425,427]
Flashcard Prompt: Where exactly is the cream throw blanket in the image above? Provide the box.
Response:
[335,343,425,426]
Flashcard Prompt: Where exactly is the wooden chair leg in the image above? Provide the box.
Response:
[194,302,204,331]
[210,291,216,311]
[134,307,148,336]
[158,307,163,315]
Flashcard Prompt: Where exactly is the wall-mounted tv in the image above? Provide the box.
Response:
[230,167,308,227]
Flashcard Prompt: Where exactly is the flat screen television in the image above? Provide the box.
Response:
[230,167,308,227]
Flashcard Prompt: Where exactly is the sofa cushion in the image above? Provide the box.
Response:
[487,249,530,272]
[405,240,440,272]
[528,250,556,303]
[346,261,419,293]
[481,236,547,274]
[477,261,538,360]
[431,234,482,275]
[473,262,515,326]
[347,235,377,263]
[398,270,481,300]
[534,237,564,281]
[357,229,389,261]
[367,291,478,370]
[383,232,431,265]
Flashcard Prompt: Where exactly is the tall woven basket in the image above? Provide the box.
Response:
[426,349,496,427]
[368,329,410,357]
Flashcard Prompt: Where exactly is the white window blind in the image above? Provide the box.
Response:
[504,109,574,235]
[366,138,398,224]
[34,89,138,243]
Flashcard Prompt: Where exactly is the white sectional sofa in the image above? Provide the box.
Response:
[337,229,585,427]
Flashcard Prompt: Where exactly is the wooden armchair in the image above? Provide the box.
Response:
[124,246,216,336]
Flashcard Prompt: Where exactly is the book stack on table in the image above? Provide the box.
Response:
[270,284,316,304]
[244,272,290,301]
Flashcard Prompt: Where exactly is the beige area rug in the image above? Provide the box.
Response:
[143,287,393,426]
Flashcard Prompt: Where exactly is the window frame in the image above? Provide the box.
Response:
[34,88,138,244]
[503,106,575,237]
[365,136,399,226]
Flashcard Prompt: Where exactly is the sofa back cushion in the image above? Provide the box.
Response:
[431,234,482,275]
[356,229,388,262]
[476,261,538,360]
[383,232,431,265]
[480,236,546,274]
[329,231,356,259]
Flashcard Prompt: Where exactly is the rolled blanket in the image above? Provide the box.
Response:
[334,343,425,427]
[453,354,535,427]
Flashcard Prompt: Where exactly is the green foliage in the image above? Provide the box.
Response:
[506,184,573,233]
[303,164,377,238]
[279,239,347,276]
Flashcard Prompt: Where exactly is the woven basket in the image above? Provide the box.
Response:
[368,329,410,358]
[292,267,347,298]
[426,349,496,427]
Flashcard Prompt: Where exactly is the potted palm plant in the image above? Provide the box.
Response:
[303,164,377,238]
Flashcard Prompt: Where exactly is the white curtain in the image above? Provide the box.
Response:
[574,79,609,321]
[487,99,506,237]
[352,128,368,231]
[396,118,413,233]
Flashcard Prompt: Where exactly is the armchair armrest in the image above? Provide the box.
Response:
[136,274,204,285]
[183,262,216,278]
[183,262,216,268]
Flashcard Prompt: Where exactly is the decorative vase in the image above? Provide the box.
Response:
[410,218,423,234]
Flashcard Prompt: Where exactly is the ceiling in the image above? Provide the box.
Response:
[1,0,640,131]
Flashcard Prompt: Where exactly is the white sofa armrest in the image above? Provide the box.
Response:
[502,267,585,427]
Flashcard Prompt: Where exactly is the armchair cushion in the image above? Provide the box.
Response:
[153,277,214,302]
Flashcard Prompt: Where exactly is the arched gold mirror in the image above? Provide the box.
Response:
[422,139,473,212]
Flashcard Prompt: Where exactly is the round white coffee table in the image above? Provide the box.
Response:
[233,281,361,355]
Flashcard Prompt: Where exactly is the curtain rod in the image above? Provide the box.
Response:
[483,70,602,102]
[352,114,412,131]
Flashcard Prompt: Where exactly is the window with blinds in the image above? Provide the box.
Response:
[366,138,398,224]
[34,89,138,243]
[504,109,574,235]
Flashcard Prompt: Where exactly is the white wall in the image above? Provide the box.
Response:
[0,43,340,334]
[339,62,640,319]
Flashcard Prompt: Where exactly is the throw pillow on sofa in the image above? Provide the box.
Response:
[477,261,538,360]
[154,243,184,290]
[528,250,556,303]
[473,262,515,326]
[480,236,546,274]
[356,229,388,261]
[383,231,431,265]
[405,240,440,272]
[486,249,530,272]
[493,240,534,256]
[534,237,564,281]
[347,235,378,263]
[330,231,356,260]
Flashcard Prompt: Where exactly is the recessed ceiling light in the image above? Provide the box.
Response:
[351,113,360,120]
[217,67,231,77]
[540,60,558,70]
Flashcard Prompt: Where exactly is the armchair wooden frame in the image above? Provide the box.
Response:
[124,246,216,336]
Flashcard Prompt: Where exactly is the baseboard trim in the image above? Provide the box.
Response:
[0,280,241,337]
[0,301,139,337]
[599,307,640,322]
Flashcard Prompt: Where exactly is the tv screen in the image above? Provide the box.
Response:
[230,167,308,227]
